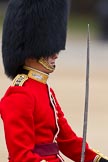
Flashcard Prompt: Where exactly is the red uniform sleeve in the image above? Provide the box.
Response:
[0,86,42,162]
[51,88,97,162]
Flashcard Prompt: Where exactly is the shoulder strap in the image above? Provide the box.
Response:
[12,74,28,86]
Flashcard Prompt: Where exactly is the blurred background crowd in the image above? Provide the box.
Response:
[1,0,108,41]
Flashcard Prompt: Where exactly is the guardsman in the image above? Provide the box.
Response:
[0,0,108,162]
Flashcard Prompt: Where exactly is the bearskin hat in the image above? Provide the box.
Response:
[2,0,68,78]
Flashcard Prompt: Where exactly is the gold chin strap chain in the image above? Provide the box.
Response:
[38,57,55,72]
[93,149,108,162]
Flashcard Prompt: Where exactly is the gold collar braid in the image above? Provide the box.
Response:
[23,66,49,84]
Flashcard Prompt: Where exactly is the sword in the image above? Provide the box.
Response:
[80,24,90,162]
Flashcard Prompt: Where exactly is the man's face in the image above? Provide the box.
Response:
[25,53,59,74]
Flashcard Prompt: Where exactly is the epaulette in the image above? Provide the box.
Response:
[12,74,28,86]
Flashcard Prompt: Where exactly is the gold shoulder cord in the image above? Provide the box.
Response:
[12,74,28,86]
[93,149,108,162]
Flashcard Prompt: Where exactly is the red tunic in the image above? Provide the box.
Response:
[0,77,97,162]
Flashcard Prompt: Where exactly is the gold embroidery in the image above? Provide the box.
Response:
[24,66,49,84]
[12,74,28,86]
[93,155,101,162]
[93,149,108,162]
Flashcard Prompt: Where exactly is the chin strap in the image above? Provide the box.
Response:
[38,57,55,72]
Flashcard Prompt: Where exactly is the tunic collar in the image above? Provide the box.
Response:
[23,66,49,84]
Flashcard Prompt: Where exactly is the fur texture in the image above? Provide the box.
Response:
[2,0,68,78]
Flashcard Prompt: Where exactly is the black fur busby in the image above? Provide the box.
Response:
[2,0,68,78]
